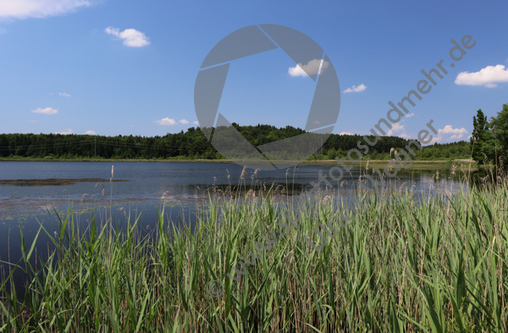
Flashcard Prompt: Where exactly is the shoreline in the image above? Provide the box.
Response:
[0,157,477,165]
[0,157,480,171]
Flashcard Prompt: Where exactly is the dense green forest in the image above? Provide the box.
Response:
[0,123,471,161]
[470,103,508,166]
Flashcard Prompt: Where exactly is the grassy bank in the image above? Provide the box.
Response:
[300,159,479,171]
[1,181,507,331]
[0,156,479,172]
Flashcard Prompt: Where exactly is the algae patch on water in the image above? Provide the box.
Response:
[0,178,127,187]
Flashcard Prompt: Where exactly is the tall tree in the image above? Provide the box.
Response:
[470,109,495,165]
[490,103,508,167]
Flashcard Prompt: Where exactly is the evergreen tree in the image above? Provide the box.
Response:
[470,109,495,165]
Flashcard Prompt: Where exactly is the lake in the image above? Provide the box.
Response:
[0,160,467,294]
[0,160,469,222]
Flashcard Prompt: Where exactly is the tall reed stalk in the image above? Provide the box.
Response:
[1,179,507,332]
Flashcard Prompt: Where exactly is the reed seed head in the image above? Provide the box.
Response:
[240,165,247,180]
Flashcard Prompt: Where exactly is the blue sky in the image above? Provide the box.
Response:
[1,0,507,144]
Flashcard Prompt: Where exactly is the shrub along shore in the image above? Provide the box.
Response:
[1,179,507,332]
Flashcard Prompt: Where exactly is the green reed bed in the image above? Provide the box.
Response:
[1,182,507,332]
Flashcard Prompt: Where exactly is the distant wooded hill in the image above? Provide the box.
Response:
[0,124,471,160]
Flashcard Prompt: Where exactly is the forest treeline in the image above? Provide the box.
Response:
[0,123,471,161]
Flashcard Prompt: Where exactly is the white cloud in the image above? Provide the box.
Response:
[387,122,404,136]
[399,133,410,138]
[32,107,58,115]
[288,59,328,77]
[339,132,353,135]
[155,118,190,125]
[455,65,508,88]
[155,117,176,126]
[55,129,73,135]
[85,130,96,135]
[59,92,71,97]
[343,84,367,93]
[405,113,416,118]
[193,121,199,125]
[105,27,150,47]
[427,125,469,143]
[0,0,91,19]
[438,125,468,135]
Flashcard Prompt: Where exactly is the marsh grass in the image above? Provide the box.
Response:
[1,174,507,332]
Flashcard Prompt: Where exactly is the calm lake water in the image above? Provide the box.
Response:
[0,160,467,293]
[0,160,470,223]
